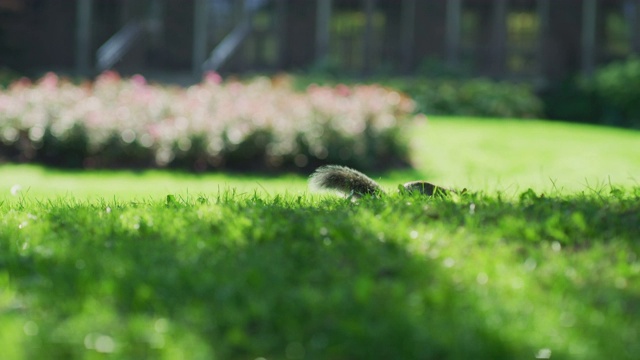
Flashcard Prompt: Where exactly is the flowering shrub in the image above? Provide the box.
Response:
[0,72,415,171]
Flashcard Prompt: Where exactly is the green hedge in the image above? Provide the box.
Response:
[594,57,640,127]
[0,67,21,88]
[542,57,640,128]
[295,75,544,119]
[392,78,543,118]
[0,72,414,172]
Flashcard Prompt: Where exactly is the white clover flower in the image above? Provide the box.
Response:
[10,184,22,196]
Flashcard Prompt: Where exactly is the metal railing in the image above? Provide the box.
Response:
[96,21,146,72]
[202,0,271,72]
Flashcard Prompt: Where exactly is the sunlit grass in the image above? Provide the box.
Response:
[0,164,306,201]
[411,117,639,193]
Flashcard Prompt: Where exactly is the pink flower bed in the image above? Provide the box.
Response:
[0,72,415,171]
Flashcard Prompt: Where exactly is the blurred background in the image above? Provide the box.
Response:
[1,0,638,81]
[3,0,640,127]
[1,0,639,175]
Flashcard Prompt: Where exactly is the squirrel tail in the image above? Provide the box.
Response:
[309,165,383,198]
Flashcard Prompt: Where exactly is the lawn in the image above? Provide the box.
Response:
[1,117,639,359]
[2,117,638,200]
[410,117,639,192]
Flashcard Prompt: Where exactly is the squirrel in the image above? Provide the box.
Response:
[309,165,454,198]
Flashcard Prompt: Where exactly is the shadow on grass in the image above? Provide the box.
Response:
[431,188,640,247]
[2,200,541,359]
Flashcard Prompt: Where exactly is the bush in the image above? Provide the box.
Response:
[594,57,640,127]
[0,72,415,172]
[0,67,21,88]
[391,78,543,119]
[541,58,640,128]
[539,76,603,124]
[294,75,544,119]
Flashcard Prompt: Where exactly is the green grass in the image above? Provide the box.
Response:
[1,117,637,201]
[410,117,639,192]
[1,117,639,359]
[1,190,639,359]
[0,165,306,201]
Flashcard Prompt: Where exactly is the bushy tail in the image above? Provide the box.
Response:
[309,165,383,198]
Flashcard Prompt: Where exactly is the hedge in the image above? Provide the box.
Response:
[0,72,415,172]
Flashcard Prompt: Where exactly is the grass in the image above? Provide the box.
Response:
[1,189,639,359]
[410,117,640,192]
[2,117,637,201]
[0,165,306,201]
[1,117,639,359]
